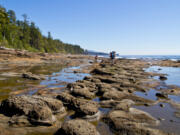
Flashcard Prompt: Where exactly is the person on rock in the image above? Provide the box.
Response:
[95,55,98,63]
[110,51,116,65]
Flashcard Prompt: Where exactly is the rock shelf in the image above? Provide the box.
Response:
[0,57,180,135]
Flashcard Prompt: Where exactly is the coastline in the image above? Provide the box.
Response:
[0,50,179,135]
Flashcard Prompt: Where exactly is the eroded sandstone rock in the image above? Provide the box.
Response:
[103,108,168,135]
[0,95,66,126]
[56,119,99,135]
[57,92,99,116]
[91,68,113,76]
[22,72,45,80]
[71,88,95,99]
[102,90,128,100]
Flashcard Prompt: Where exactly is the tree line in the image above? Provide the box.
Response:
[0,5,84,54]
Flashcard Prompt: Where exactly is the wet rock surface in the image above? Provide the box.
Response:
[103,108,168,135]
[86,59,179,135]
[0,126,12,135]
[22,72,46,80]
[57,92,99,117]
[159,75,168,80]
[156,92,168,99]
[56,119,99,135]
[0,56,179,135]
[0,95,66,126]
[71,87,95,99]
[156,60,180,67]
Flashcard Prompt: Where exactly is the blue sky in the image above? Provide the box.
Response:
[1,0,180,55]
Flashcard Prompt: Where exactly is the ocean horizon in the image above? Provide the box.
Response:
[96,54,180,61]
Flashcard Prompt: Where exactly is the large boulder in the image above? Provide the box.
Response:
[91,68,113,76]
[100,100,122,108]
[102,90,127,100]
[31,95,65,114]
[96,83,112,95]
[96,76,118,84]
[56,92,75,105]
[102,90,155,105]
[56,119,99,135]
[57,92,99,116]
[119,82,147,92]
[67,83,85,90]
[103,108,167,135]
[0,95,66,125]
[114,99,135,111]
[72,98,99,116]
[100,99,135,111]
[76,80,97,92]
[71,88,95,99]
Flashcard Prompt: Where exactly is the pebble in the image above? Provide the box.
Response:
[158,118,165,121]
[159,104,165,108]
[144,103,150,107]
[170,120,174,122]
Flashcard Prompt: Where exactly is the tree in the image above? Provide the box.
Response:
[7,10,16,24]
[29,22,43,50]
[48,31,52,39]
[0,7,10,40]
[0,5,84,53]
[22,14,28,24]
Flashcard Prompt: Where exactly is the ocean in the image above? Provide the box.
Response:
[97,55,180,61]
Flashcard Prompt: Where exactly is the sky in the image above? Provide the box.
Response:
[1,0,180,55]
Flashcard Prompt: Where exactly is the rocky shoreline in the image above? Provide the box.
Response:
[0,53,180,135]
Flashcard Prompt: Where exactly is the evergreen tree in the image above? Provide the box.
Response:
[0,5,84,54]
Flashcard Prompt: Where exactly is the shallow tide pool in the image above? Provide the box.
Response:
[146,66,180,87]
[135,65,180,135]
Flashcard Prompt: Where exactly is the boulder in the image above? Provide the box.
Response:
[22,72,45,80]
[114,99,135,111]
[80,80,97,92]
[72,98,99,116]
[91,68,113,75]
[100,99,135,111]
[31,95,65,114]
[91,78,101,83]
[119,82,146,92]
[103,108,167,135]
[0,95,66,125]
[156,92,168,99]
[97,77,118,84]
[159,75,167,80]
[56,92,75,105]
[102,90,127,100]
[68,81,96,92]
[71,88,95,99]
[83,76,92,81]
[96,83,112,95]
[100,100,122,108]
[67,83,85,90]
[57,92,99,116]
[56,119,99,135]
